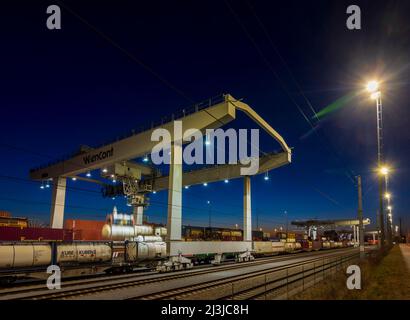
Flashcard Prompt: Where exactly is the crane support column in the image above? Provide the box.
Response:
[243,176,252,242]
[133,206,144,225]
[167,141,183,243]
[50,177,66,229]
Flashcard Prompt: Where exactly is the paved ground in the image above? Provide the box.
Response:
[400,244,410,271]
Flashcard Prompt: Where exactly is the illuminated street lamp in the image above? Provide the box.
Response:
[366,80,386,248]
[366,80,379,93]
[380,165,394,244]
[379,166,389,176]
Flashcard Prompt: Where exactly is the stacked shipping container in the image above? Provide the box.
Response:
[64,219,105,241]
[0,226,73,241]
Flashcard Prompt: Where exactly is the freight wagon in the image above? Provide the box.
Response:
[181,226,243,241]
[253,241,302,256]
[0,239,167,283]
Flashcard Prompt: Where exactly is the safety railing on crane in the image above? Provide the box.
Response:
[30,94,228,172]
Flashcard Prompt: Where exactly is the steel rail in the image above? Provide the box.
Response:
[0,248,356,300]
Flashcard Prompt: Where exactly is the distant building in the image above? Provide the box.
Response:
[0,211,11,218]
[0,211,28,228]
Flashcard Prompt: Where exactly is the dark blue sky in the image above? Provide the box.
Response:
[0,0,409,232]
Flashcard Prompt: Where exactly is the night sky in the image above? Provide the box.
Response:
[0,0,409,233]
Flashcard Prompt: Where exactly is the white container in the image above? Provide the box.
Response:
[0,244,51,269]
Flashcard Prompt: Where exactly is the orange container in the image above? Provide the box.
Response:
[64,219,105,241]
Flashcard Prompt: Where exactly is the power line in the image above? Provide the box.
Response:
[245,0,318,118]
[224,0,357,186]
[0,174,280,221]
[56,0,194,104]
[224,0,316,130]
[0,138,354,216]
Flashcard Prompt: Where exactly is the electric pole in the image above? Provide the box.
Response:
[357,175,365,258]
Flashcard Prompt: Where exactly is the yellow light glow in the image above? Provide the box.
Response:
[385,193,391,199]
[387,206,392,211]
[379,166,389,175]
[366,81,379,93]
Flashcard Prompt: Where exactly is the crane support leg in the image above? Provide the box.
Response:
[167,141,183,245]
[50,176,66,229]
[243,176,252,242]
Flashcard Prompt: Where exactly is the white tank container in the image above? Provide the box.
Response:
[134,225,154,236]
[0,244,52,269]
[271,241,286,253]
[57,243,111,264]
[101,224,154,240]
[154,227,167,237]
[134,235,163,242]
[125,241,166,261]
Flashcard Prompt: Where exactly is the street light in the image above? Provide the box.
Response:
[379,165,394,244]
[366,79,386,248]
[379,166,389,176]
[366,80,379,93]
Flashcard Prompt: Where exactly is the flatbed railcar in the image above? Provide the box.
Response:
[0,235,355,283]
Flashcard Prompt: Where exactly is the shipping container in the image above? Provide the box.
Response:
[0,226,72,241]
[64,219,106,241]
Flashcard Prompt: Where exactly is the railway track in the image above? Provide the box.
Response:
[130,249,359,300]
[0,247,357,300]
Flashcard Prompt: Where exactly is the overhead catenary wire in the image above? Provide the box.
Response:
[0,174,287,223]
[245,0,318,118]
[224,0,357,185]
[55,0,194,104]
[0,173,308,227]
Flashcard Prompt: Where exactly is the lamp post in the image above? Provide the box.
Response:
[379,166,390,246]
[366,81,386,249]
[357,175,365,258]
[385,191,392,244]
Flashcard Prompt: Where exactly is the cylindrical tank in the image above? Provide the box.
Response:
[154,227,167,237]
[134,225,154,236]
[102,224,135,240]
[322,241,331,249]
[271,241,286,253]
[134,235,163,242]
[125,241,166,261]
[0,243,52,269]
[57,243,111,264]
[102,224,154,240]
[137,242,166,259]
